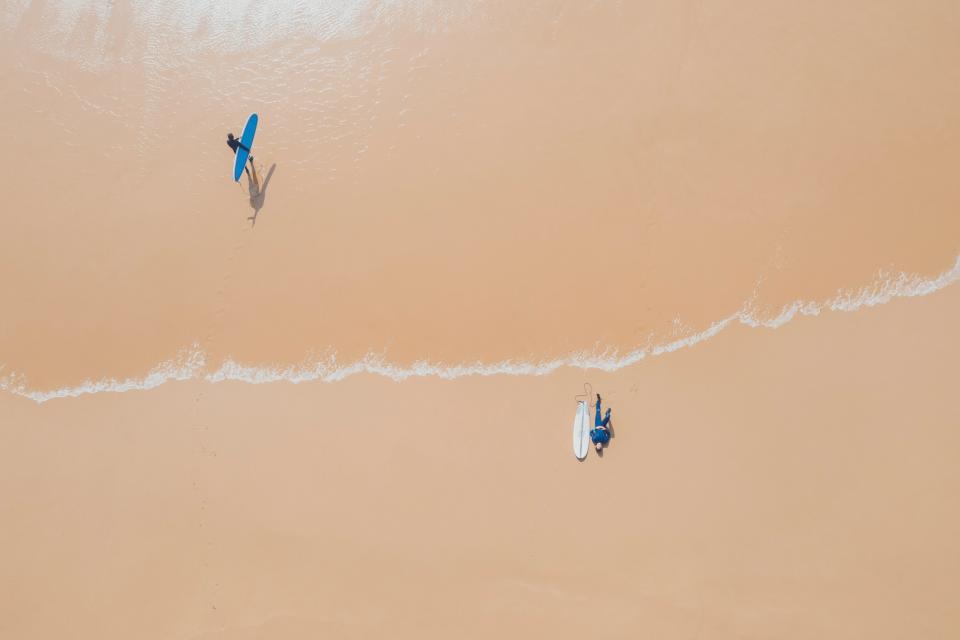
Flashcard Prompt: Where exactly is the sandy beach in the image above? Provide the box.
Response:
[3,280,959,639]
[4,1,959,390]
[2,1,959,637]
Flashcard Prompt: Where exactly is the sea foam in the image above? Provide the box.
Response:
[3,255,958,404]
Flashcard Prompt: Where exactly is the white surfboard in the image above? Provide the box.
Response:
[573,400,591,459]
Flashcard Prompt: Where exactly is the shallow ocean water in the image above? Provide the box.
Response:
[2,0,958,395]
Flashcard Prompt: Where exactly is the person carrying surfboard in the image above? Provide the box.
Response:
[590,394,612,451]
[226,132,254,178]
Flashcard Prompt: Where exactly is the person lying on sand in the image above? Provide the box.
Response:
[226,132,254,178]
[590,394,612,452]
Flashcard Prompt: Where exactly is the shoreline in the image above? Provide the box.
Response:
[5,1,960,389]
[3,271,958,638]
[5,253,958,403]
[3,3,959,636]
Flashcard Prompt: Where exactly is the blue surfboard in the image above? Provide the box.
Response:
[233,113,258,182]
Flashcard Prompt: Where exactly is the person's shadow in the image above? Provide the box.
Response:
[247,163,277,227]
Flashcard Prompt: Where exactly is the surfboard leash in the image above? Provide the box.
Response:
[574,382,592,404]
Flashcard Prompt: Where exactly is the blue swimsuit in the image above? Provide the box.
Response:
[590,399,611,444]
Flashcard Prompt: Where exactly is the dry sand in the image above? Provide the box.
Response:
[2,1,959,638]
[3,278,959,639]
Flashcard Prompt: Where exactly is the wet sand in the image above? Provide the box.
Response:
[2,2,960,389]
[3,278,959,639]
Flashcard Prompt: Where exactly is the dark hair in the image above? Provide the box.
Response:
[227,133,235,139]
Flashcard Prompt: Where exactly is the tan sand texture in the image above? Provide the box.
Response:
[2,1,959,390]
[2,276,959,639]
[2,1,960,637]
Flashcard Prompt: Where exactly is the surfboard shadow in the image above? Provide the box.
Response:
[247,163,277,227]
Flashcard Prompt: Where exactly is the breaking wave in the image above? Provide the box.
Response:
[3,255,958,404]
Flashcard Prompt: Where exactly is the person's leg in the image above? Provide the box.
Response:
[601,414,610,428]
[595,398,602,427]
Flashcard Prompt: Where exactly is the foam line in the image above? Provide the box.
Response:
[1,348,205,404]
[3,256,958,404]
